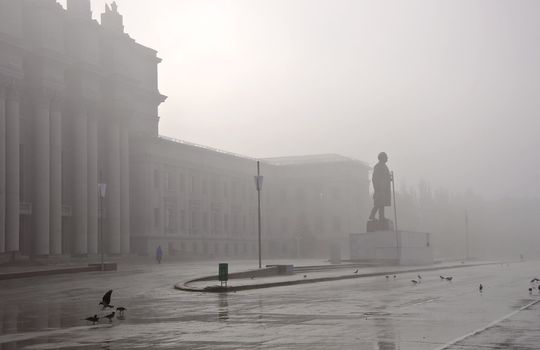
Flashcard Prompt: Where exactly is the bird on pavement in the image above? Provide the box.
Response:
[303,275,307,278]
[385,275,389,279]
[479,284,483,293]
[445,277,453,281]
[411,280,419,285]
[104,311,115,323]
[116,307,127,317]
[99,290,114,310]
[85,315,99,325]
[529,288,533,295]
[393,275,396,279]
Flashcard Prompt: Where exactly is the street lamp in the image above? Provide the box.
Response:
[254,161,264,269]
[98,182,107,271]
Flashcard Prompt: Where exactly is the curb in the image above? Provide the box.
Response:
[175,261,503,293]
[0,262,117,280]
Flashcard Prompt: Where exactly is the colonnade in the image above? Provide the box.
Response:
[0,81,131,256]
[0,81,20,254]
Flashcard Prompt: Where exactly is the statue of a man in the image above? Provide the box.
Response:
[369,152,392,221]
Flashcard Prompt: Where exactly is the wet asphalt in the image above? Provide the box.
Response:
[1,259,539,349]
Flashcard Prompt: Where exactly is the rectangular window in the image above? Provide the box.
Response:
[153,169,160,188]
[179,173,185,192]
[180,210,186,231]
[154,208,160,228]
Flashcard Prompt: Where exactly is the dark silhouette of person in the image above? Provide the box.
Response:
[156,245,163,264]
[369,152,392,221]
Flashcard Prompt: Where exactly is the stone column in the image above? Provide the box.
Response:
[33,90,51,255]
[49,98,62,255]
[106,124,120,254]
[0,83,6,253]
[5,83,19,252]
[73,108,88,255]
[87,115,98,254]
[120,127,130,254]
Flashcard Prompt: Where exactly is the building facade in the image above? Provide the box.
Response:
[0,0,369,259]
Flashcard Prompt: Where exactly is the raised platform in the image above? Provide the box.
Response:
[349,230,433,265]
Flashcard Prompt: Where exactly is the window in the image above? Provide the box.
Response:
[154,208,160,228]
[179,210,186,231]
[179,173,185,192]
[153,169,160,188]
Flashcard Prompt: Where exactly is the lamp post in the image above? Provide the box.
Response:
[98,182,107,271]
[254,161,264,269]
[465,210,470,261]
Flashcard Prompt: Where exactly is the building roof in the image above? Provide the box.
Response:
[262,154,368,167]
[158,135,256,161]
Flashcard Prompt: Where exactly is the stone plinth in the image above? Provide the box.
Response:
[366,219,394,232]
[349,230,433,265]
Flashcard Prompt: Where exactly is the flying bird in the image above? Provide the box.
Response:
[100,290,114,310]
[445,277,453,281]
[417,275,422,280]
[411,280,419,285]
[479,284,483,293]
[116,307,127,317]
[354,269,358,274]
[85,315,99,325]
[440,276,445,280]
[530,278,540,283]
[104,311,115,323]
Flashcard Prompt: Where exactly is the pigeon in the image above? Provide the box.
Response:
[479,284,483,293]
[303,275,307,278]
[393,275,396,279]
[440,276,445,280]
[529,288,533,295]
[104,311,115,323]
[116,307,127,316]
[100,290,114,310]
[85,315,99,325]
[385,275,389,279]
[417,275,422,280]
[411,280,419,285]
[354,269,358,274]
[445,277,453,281]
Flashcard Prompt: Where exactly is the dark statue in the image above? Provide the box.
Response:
[367,152,393,232]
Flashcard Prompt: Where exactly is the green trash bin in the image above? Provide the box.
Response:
[218,263,228,286]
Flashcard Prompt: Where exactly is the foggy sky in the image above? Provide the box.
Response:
[59,0,540,198]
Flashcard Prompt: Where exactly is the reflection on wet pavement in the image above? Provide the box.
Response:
[1,260,539,349]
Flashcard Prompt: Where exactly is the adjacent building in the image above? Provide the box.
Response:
[0,0,370,259]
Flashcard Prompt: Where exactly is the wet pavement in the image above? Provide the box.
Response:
[1,259,539,349]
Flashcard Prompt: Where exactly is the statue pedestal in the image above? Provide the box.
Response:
[366,219,394,232]
[349,230,433,265]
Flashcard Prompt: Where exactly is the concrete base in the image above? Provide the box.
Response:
[366,219,394,232]
[349,230,433,265]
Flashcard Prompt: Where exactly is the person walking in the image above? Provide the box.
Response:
[156,245,163,264]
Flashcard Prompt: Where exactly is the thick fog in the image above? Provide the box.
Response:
[59,0,540,199]
[57,0,540,258]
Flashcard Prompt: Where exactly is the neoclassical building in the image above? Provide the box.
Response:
[0,0,369,259]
